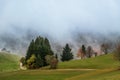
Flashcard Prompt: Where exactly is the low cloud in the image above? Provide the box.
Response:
[0,0,120,55]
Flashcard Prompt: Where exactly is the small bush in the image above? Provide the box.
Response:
[45,55,58,69]
[26,54,36,69]
[20,57,25,66]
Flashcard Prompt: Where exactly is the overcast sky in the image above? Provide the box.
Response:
[0,0,120,39]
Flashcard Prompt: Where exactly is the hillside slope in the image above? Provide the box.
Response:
[0,53,120,80]
[58,53,120,69]
[0,52,20,72]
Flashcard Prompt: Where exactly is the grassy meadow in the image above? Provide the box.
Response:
[0,52,20,72]
[0,69,91,80]
[0,52,120,80]
[58,54,120,69]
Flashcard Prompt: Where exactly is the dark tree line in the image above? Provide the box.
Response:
[78,45,97,59]
[24,36,73,69]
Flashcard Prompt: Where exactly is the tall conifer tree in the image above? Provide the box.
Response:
[61,44,73,61]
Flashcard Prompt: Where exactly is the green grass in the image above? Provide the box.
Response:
[0,53,120,80]
[0,69,120,80]
[66,69,120,80]
[0,69,91,80]
[58,54,120,69]
[0,52,20,72]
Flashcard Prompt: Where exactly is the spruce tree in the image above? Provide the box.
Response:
[81,45,86,57]
[26,40,35,61]
[55,54,58,60]
[61,44,73,61]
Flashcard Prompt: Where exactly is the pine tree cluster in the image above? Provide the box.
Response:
[25,36,53,69]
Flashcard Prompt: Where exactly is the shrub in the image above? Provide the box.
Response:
[45,55,58,69]
[26,54,36,69]
[20,57,26,66]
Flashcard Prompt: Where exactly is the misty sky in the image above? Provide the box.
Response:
[0,0,120,39]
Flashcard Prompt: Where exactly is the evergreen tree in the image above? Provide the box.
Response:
[25,36,54,69]
[44,38,53,55]
[35,54,44,68]
[81,45,86,57]
[45,38,51,49]
[26,40,35,61]
[55,54,58,60]
[61,44,73,61]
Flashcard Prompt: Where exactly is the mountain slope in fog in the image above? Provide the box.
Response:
[0,28,119,56]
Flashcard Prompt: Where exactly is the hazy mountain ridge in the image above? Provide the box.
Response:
[0,28,119,57]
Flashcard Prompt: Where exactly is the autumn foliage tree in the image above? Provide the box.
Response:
[86,46,93,58]
[101,43,109,54]
[26,54,36,69]
[45,55,58,69]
